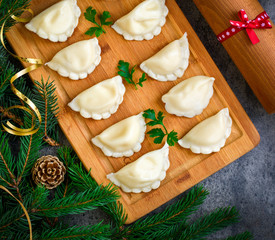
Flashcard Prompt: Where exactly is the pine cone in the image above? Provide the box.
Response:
[32,155,66,189]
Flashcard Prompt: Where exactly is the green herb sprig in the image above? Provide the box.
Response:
[143,109,178,146]
[84,6,113,37]
[118,60,147,90]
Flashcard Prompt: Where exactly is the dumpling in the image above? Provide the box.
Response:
[162,76,215,118]
[68,76,125,120]
[46,38,101,80]
[112,0,168,41]
[25,0,81,42]
[178,108,232,154]
[107,142,169,193]
[140,33,190,81]
[92,113,146,157]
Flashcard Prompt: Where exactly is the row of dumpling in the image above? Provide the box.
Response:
[90,107,232,193]
[25,0,190,81]
[26,0,168,42]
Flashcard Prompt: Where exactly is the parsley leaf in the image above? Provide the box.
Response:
[137,73,147,87]
[117,60,147,90]
[147,128,165,144]
[142,109,156,121]
[84,7,113,37]
[84,6,96,23]
[167,130,178,146]
[101,11,113,26]
[143,109,178,146]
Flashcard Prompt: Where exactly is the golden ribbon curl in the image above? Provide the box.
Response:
[0,185,32,240]
[1,9,42,136]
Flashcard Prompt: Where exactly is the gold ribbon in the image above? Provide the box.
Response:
[0,185,32,240]
[1,9,42,136]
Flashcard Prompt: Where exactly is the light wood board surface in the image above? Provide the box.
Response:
[6,0,260,224]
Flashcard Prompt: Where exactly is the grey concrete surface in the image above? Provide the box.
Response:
[59,0,275,239]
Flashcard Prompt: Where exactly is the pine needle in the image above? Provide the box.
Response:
[0,0,30,32]
[179,207,240,240]
[32,77,59,146]
[223,231,253,240]
[40,222,111,240]
[121,185,208,239]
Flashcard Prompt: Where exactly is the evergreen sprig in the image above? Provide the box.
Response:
[118,186,207,239]
[0,0,30,32]
[179,207,240,240]
[101,201,128,230]
[0,131,16,185]
[32,78,59,146]
[223,231,253,240]
[0,53,32,126]
[35,187,119,217]
[40,222,112,240]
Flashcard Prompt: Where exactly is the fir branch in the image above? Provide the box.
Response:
[32,78,59,146]
[40,222,111,240]
[0,106,23,125]
[121,186,208,239]
[0,131,16,184]
[57,146,99,191]
[0,174,13,187]
[55,146,75,199]
[68,163,98,190]
[101,201,128,230]
[179,207,240,240]
[57,146,76,167]
[16,129,42,181]
[0,0,31,32]
[0,58,32,125]
[0,40,9,67]
[222,231,253,240]
[34,187,119,217]
[58,146,126,230]
[0,186,48,231]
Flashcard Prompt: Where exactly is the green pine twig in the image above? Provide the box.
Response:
[101,201,128,230]
[0,131,16,185]
[0,0,30,32]
[179,207,240,240]
[119,186,208,239]
[223,231,253,240]
[0,106,23,126]
[16,128,42,181]
[40,222,111,240]
[0,186,48,231]
[34,186,119,218]
[32,78,59,146]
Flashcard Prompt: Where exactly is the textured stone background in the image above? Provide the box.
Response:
[56,0,275,239]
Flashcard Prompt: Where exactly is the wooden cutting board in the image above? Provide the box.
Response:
[6,0,260,224]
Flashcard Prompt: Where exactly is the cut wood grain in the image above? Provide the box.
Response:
[193,0,275,114]
[6,0,260,223]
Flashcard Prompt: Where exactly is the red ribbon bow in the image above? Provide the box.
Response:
[217,9,272,44]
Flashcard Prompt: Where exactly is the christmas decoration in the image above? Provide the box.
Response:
[217,9,272,44]
[32,155,66,189]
